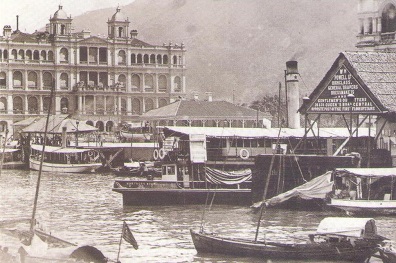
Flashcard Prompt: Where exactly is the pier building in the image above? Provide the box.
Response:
[300,0,396,166]
[0,5,186,138]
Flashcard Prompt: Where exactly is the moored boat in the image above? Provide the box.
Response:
[0,148,25,169]
[29,144,102,173]
[190,217,386,262]
[112,161,252,205]
[328,167,396,215]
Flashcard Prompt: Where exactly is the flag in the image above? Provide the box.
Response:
[122,221,138,250]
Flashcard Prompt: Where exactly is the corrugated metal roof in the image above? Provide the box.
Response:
[143,100,271,120]
[164,126,375,138]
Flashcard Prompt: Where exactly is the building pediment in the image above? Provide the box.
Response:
[301,52,387,115]
[78,36,109,45]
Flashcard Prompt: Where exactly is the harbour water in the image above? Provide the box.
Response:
[0,169,395,263]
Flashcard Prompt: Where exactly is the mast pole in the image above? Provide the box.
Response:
[255,122,283,242]
[0,129,8,176]
[30,85,55,233]
[116,223,124,263]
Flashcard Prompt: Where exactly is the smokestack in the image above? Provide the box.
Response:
[285,61,300,129]
[61,126,67,147]
[16,15,19,32]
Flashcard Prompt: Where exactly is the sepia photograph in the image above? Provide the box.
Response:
[0,0,396,262]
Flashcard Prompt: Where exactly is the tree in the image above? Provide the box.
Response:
[249,94,286,128]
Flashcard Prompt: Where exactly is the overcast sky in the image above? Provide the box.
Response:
[0,0,135,33]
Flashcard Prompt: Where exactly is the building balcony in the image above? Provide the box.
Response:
[381,32,395,42]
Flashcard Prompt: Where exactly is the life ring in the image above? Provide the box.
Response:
[158,148,165,160]
[239,148,250,160]
[88,151,94,157]
[153,149,159,160]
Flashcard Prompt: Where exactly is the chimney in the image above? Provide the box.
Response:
[205,92,213,102]
[61,126,67,147]
[285,61,300,129]
[130,29,138,39]
[3,25,12,38]
[16,15,19,32]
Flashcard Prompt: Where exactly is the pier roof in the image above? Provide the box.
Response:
[163,126,375,139]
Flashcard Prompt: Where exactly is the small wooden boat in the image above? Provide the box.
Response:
[0,148,26,169]
[29,144,102,173]
[328,168,396,215]
[190,217,386,262]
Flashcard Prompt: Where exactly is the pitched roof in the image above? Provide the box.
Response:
[22,115,97,134]
[10,31,37,43]
[130,38,153,47]
[142,100,272,120]
[301,51,394,115]
[343,51,396,112]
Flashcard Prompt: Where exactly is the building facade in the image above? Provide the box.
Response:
[0,6,186,137]
[357,0,396,50]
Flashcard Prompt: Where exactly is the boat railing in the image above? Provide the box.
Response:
[113,180,252,189]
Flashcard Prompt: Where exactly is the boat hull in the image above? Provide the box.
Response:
[113,181,251,205]
[329,199,396,215]
[29,158,102,173]
[190,229,377,262]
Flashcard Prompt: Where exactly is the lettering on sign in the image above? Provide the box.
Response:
[307,66,381,114]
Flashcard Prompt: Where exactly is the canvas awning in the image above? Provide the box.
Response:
[22,115,97,134]
[263,171,334,207]
[316,217,377,238]
[31,144,91,154]
[334,168,396,178]
[163,126,375,139]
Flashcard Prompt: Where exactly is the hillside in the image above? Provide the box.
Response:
[71,0,358,103]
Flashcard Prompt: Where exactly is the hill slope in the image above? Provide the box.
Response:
[71,0,358,103]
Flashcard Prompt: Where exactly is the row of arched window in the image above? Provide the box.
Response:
[0,96,169,115]
[0,71,183,92]
[0,47,184,67]
[0,49,54,61]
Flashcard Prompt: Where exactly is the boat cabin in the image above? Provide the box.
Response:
[314,217,379,241]
[332,168,396,201]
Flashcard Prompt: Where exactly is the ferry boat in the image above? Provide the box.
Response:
[328,167,396,215]
[112,161,252,205]
[29,144,102,173]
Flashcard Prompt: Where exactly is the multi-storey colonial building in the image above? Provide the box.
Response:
[0,5,186,137]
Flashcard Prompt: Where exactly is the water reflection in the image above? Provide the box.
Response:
[0,170,394,262]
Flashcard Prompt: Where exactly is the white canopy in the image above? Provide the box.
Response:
[334,168,396,178]
[31,144,91,154]
[316,217,377,238]
[164,126,375,139]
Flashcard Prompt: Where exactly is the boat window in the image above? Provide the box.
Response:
[237,139,243,148]
[167,165,176,175]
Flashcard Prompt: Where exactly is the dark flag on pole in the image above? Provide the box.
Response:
[122,221,138,250]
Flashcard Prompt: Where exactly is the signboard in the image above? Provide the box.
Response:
[307,65,381,114]
[189,134,207,163]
